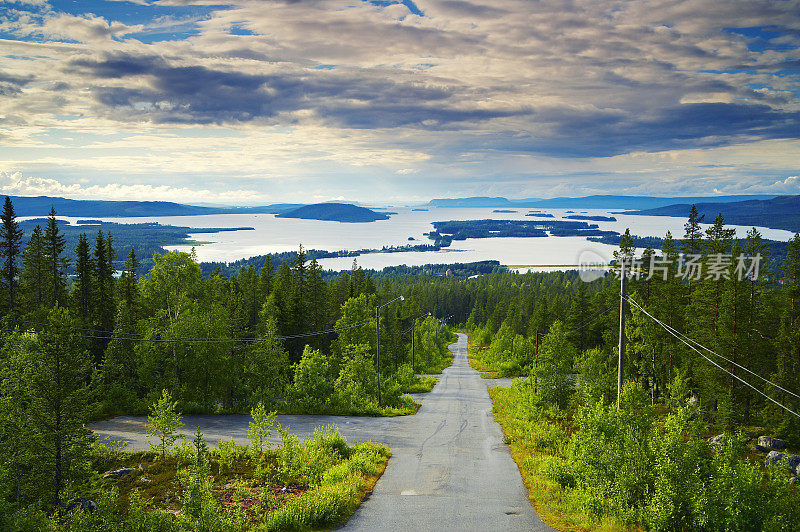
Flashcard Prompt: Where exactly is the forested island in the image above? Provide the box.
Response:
[426,219,618,247]
[276,203,390,223]
[564,214,617,222]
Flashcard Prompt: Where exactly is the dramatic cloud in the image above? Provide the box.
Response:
[0,0,798,202]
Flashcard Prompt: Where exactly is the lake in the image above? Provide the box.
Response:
[44,207,796,272]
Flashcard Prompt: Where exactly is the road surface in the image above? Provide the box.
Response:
[90,333,553,531]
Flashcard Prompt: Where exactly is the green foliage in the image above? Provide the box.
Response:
[534,320,576,408]
[248,402,276,456]
[492,378,800,532]
[290,345,333,411]
[334,344,379,410]
[146,389,184,458]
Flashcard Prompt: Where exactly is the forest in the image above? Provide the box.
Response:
[0,197,454,528]
[0,194,798,529]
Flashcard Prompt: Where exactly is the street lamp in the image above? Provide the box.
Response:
[411,311,431,373]
[376,295,404,405]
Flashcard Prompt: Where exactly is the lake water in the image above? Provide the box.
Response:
[43,207,796,272]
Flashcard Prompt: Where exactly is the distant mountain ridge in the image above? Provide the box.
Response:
[2,195,302,217]
[626,195,800,233]
[276,203,390,223]
[427,194,778,210]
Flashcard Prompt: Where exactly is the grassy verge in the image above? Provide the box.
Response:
[467,340,502,378]
[275,400,419,417]
[404,375,438,393]
[490,384,624,532]
[23,426,389,531]
[490,380,800,531]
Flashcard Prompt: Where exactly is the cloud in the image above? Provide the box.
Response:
[0,0,799,200]
[0,170,267,203]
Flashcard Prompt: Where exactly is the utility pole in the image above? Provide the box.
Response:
[376,306,381,406]
[376,296,404,406]
[534,325,539,394]
[411,318,415,372]
[618,258,626,409]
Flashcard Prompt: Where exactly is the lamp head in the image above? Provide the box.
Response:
[400,295,404,301]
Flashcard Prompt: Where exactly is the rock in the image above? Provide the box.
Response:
[138,476,152,484]
[758,436,787,450]
[103,467,133,479]
[765,451,800,471]
[65,498,96,513]
[791,477,800,485]
[707,433,727,449]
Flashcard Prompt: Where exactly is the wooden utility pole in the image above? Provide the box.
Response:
[411,318,416,372]
[376,306,381,406]
[534,326,539,394]
[617,258,626,409]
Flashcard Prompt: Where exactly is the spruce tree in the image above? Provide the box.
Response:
[72,233,92,324]
[43,208,68,307]
[0,196,23,316]
[20,225,47,311]
[23,306,93,509]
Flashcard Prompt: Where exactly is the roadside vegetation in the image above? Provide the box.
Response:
[491,379,800,531]
[2,398,389,530]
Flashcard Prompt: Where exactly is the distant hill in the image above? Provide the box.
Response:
[276,203,390,223]
[2,194,303,217]
[427,197,515,208]
[427,194,777,210]
[626,195,800,233]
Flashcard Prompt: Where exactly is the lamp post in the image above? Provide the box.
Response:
[376,295,404,405]
[411,311,431,373]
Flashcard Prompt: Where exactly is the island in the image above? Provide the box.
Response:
[492,209,518,213]
[564,215,617,222]
[525,213,555,218]
[426,219,618,247]
[276,203,390,223]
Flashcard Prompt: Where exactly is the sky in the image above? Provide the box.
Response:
[0,0,799,205]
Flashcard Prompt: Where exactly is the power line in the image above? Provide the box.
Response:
[624,295,800,418]
[1,317,375,344]
[624,297,800,401]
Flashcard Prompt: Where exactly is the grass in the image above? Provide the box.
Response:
[490,385,634,532]
[467,340,505,378]
[66,426,391,531]
[404,375,438,393]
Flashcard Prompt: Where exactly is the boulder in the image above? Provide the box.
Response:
[65,498,96,513]
[758,436,787,450]
[103,467,133,479]
[765,451,800,471]
[707,433,727,449]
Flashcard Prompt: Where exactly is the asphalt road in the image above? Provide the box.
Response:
[89,333,554,531]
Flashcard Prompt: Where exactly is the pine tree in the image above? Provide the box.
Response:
[0,196,23,316]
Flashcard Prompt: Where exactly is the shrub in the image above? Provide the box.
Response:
[248,402,276,456]
[146,389,184,458]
